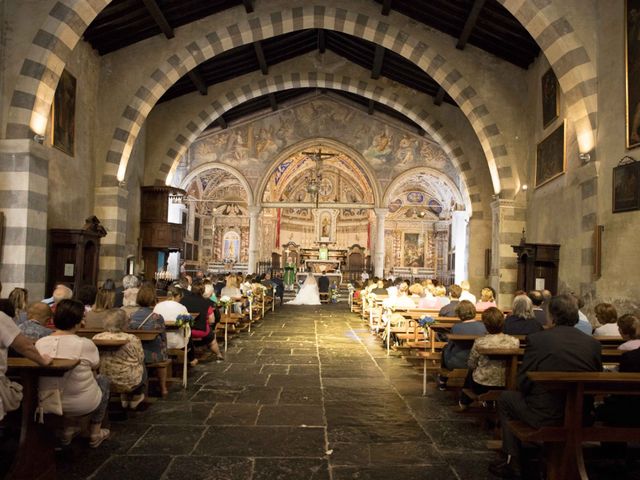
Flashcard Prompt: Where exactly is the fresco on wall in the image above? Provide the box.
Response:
[175,98,460,190]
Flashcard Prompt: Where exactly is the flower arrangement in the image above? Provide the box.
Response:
[175,314,193,328]
[219,295,233,309]
[330,283,339,303]
[417,315,435,327]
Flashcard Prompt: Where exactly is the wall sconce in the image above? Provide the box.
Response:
[521,184,528,191]
[579,152,591,164]
[33,134,45,144]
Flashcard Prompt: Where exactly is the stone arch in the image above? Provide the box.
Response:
[5,0,109,139]
[101,4,515,197]
[154,73,480,215]
[255,137,383,209]
[498,0,597,150]
[177,161,255,206]
[382,167,468,213]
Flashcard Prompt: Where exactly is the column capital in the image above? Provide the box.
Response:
[248,205,262,217]
[490,198,516,211]
[373,207,388,218]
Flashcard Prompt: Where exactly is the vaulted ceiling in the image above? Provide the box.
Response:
[84,0,540,130]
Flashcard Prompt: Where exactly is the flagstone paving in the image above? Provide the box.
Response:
[6,303,637,479]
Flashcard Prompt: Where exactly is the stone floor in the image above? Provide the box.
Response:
[3,303,639,479]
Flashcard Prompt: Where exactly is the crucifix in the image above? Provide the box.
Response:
[302,147,338,208]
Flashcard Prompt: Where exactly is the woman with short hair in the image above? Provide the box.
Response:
[593,303,619,336]
[475,287,497,311]
[618,314,640,351]
[35,300,110,447]
[504,295,543,336]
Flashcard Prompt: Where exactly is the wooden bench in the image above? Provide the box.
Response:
[508,371,640,480]
[5,358,79,480]
[77,328,163,342]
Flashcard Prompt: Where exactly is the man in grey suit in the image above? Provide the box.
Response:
[490,294,602,479]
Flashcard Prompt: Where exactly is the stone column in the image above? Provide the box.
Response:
[490,199,526,310]
[247,206,261,274]
[374,208,387,278]
[94,186,129,284]
[0,139,49,298]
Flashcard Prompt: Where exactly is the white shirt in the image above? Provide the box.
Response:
[36,335,102,416]
[460,291,477,304]
[594,323,621,337]
[153,300,188,321]
[0,312,20,376]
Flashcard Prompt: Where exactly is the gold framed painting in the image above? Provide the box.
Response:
[535,121,566,188]
[626,0,640,149]
[51,69,76,156]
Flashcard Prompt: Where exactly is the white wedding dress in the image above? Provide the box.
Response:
[286,273,321,305]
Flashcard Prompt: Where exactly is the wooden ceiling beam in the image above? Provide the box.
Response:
[187,68,207,96]
[242,0,254,14]
[254,41,268,75]
[434,86,445,106]
[269,93,278,111]
[381,0,392,16]
[371,44,385,80]
[456,0,486,50]
[141,0,174,39]
[317,29,326,54]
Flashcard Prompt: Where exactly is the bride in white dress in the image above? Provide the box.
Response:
[286,272,321,305]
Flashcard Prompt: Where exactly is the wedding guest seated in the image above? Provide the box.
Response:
[180,282,223,362]
[114,274,140,308]
[421,279,435,298]
[8,287,28,325]
[272,273,285,305]
[128,286,168,395]
[92,309,146,409]
[408,282,423,299]
[459,307,519,409]
[504,295,543,336]
[573,295,593,335]
[35,300,111,448]
[528,290,547,327]
[156,285,197,366]
[77,285,98,313]
[490,295,601,478]
[593,303,619,336]
[0,299,15,322]
[221,275,243,314]
[459,280,477,304]
[49,285,73,313]
[617,314,640,351]
[0,311,52,422]
[439,301,486,390]
[84,288,116,329]
[385,282,416,309]
[371,279,387,296]
[18,302,53,340]
[475,287,497,311]
[439,284,463,317]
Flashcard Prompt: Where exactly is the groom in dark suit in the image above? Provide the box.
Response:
[317,270,330,300]
[490,294,602,478]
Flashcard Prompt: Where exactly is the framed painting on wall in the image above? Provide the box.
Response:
[403,233,424,267]
[612,159,640,213]
[535,121,566,188]
[627,0,640,149]
[51,69,76,156]
[541,68,560,128]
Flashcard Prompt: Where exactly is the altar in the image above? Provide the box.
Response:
[305,259,341,273]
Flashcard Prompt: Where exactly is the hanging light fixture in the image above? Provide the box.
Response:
[302,147,338,208]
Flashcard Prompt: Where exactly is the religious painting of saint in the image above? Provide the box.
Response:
[535,121,566,188]
[51,69,76,156]
[613,160,640,213]
[626,0,640,148]
[541,68,559,128]
[403,233,424,267]
[222,231,240,262]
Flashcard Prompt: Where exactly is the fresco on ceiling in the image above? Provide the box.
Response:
[176,98,460,189]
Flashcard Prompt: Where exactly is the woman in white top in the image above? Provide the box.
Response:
[221,275,243,314]
[593,303,620,336]
[0,312,51,421]
[287,273,321,305]
[36,299,110,448]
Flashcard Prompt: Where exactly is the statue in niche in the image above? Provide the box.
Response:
[321,216,330,238]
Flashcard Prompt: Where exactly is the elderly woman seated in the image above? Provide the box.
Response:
[459,307,519,409]
[503,295,543,336]
[35,300,110,448]
[92,309,146,409]
[593,303,619,336]
[128,285,168,396]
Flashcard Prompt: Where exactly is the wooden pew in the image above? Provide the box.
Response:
[509,371,640,480]
[77,328,162,342]
[6,358,79,480]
